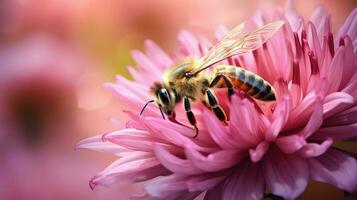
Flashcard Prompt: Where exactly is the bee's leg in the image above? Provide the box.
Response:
[184,96,199,138]
[209,74,234,98]
[205,89,227,123]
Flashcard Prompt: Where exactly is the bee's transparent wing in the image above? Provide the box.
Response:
[191,21,284,75]
[219,22,245,41]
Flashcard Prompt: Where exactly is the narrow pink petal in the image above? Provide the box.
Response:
[222,161,264,200]
[185,147,244,172]
[144,175,188,198]
[203,182,225,200]
[144,40,173,69]
[324,105,357,126]
[298,138,333,157]
[104,81,160,118]
[178,30,200,56]
[309,148,357,193]
[76,135,129,156]
[104,129,182,153]
[337,8,357,42]
[144,117,218,153]
[307,22,322,61]
[124,110,154,130]
[310,5,329,42]
[249,141,269,162]
[276,135,306,154]
[229,95,261,146]
[131,50,162,78]
[347,17,357,41]
[265,95,291,141]
[323,92,354,119]
[263,149,309,200]
[197,35,212,56]
[343,74,357,99]
[154,145,205,175]
[203,110,238,149]
[126,65,155,85]
[167,191,201,200]
[346,9,357,41]
[285,0,301,32]
[115,75,151,98]
[112,76,150,100]
[327,47,344,93]
[311,123,357,141]
[299,97,323,138]
[92,154,164,188]
[265,113,285,141]
[285,91,317,131]
[186,174,227,192]
[339,36,355,89]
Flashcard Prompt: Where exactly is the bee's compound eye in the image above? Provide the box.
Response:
[158,88,170,105]
[185,72,193,78]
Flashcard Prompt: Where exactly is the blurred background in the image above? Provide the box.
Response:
[0,0,356,199]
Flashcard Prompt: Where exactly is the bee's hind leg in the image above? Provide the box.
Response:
[205,89,227,124]
[184,96,199,138]
[209,74,234,99]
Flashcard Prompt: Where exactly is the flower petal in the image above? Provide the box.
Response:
[204,110,238,149]
[144,174,187,198]
[229,95,262,145]
[263,149,309,200]
[131,50,162,79]
[144,40,173,69]
[265,95,291,141]
[186,174,227,192]
[299,97,323,138]
[222,161,264,200]
[154,145,205,175]
[91,153,164,188]
[309,148,357,193]
[323,105,357,126]
[178,30,200,56]
[285,91,317,130]
[249,141,269,162]
[144,116,218,153]
[185,147,244,172]
[311,123,357,141]
[337,8,357,42]
[327,47,345,93]
[276,135,306,154]
[76,135,129,156]
[104,129,182,153]
[339,36,355,89]
[298,138,333,157]
[323,92,354,119]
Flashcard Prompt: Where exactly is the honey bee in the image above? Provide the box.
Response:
[140,21,284,137]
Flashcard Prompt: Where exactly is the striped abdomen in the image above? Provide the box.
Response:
[212,65,276,101]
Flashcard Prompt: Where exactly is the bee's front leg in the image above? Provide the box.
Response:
[205,89,227,124]
[209,74,234,98]
[184,96,199,138]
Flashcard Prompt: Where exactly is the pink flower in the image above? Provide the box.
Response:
[78,3,357,200]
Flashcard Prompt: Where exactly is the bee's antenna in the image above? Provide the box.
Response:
[140,100,166,120]
[140,100,155,115]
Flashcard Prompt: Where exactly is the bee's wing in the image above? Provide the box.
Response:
[191,21,284,75]
[219,22,245,41]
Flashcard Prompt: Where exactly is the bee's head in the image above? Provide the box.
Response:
[150,83,177,116]
[140,83,179,118]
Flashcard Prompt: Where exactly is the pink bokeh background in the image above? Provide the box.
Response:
[0,0,356,199]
